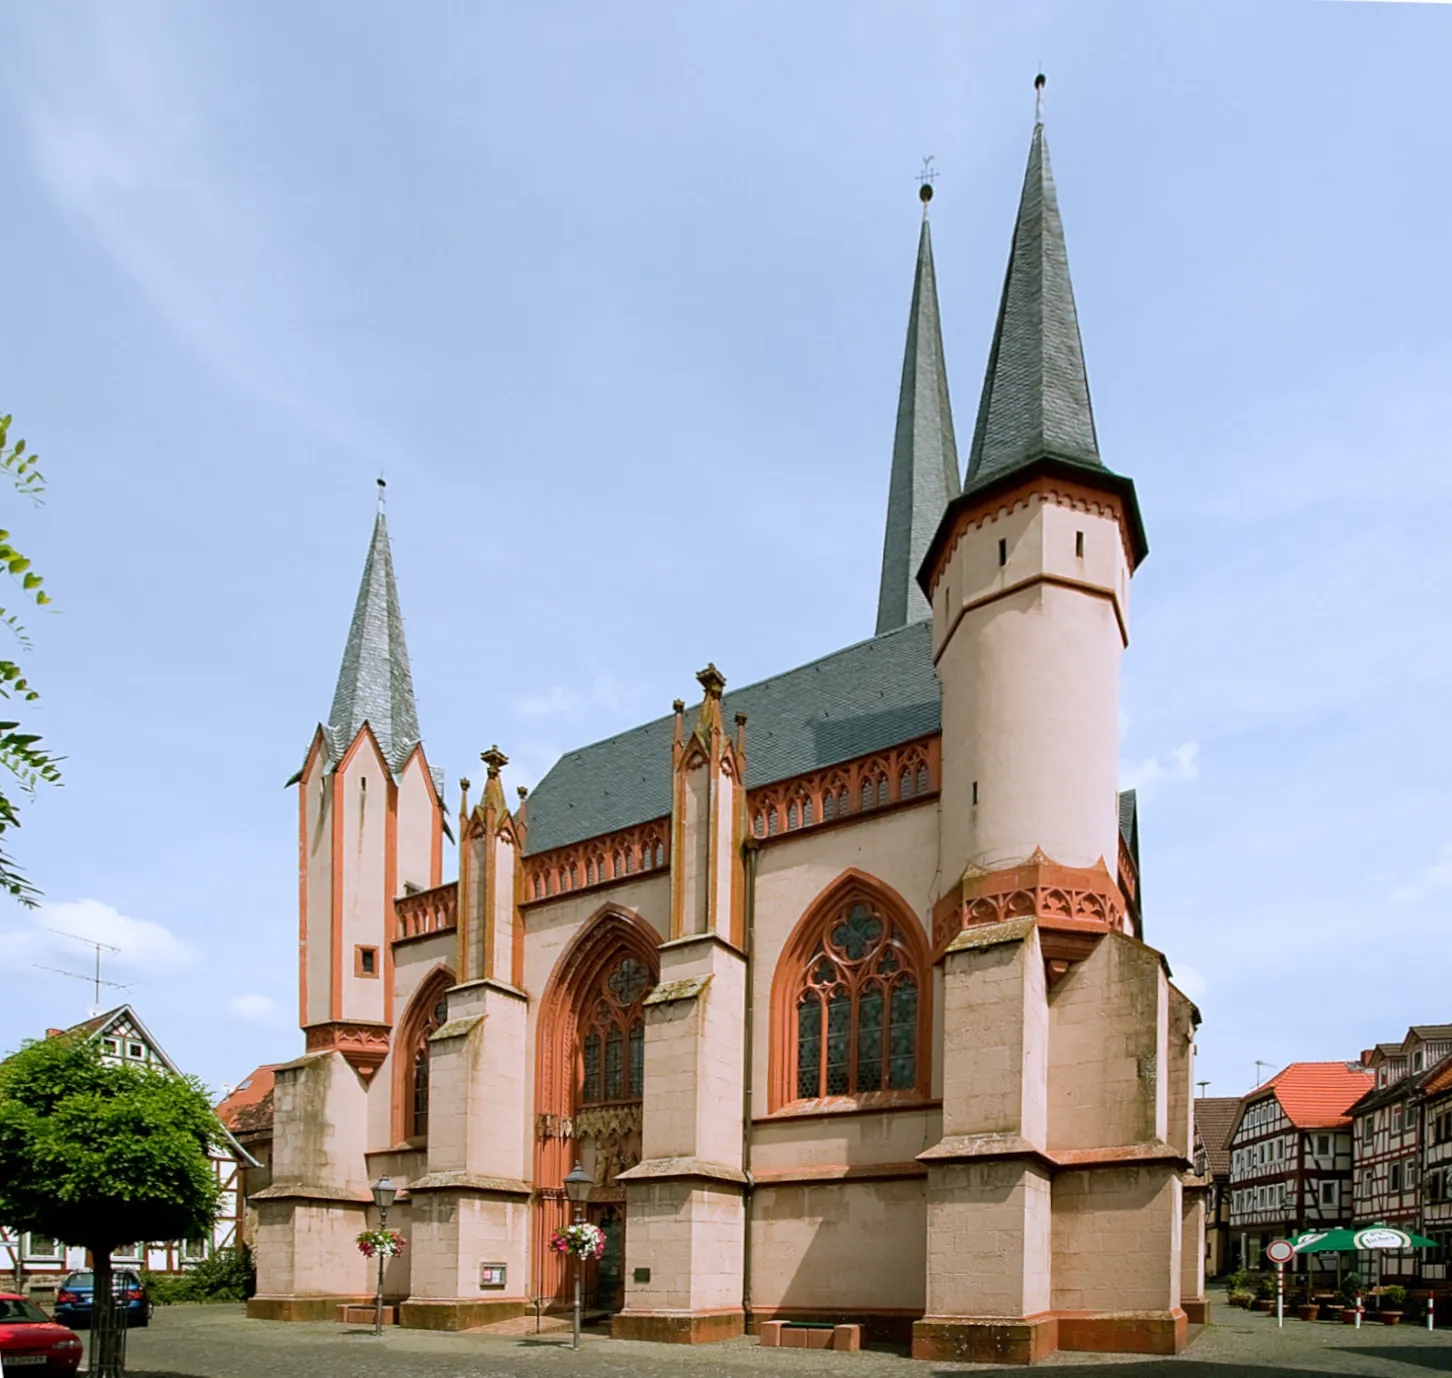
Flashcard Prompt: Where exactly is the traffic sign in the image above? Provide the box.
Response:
[1266,1238,1294,1265]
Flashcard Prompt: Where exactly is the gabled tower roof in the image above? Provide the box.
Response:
[965,116,1100,488]
[325,510,420,774]
[876,215,961,634]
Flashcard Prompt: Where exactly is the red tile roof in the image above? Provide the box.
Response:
[215,1065,278,1134]
[1252,1061,1374,1129]
[1424,1051,1452,1099]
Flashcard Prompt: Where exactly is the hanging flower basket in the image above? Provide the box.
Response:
[549,1223,606,1260]
[356,1228,407,1259]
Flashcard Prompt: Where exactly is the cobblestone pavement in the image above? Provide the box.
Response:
[103,1296,1451,1378]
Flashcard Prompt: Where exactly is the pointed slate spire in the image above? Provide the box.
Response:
[876,211,961,635]
[325,506,420,774]
[965,105,1101,488]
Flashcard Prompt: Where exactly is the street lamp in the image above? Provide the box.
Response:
[370,1175,396,1337]
[563,1162,594,1351]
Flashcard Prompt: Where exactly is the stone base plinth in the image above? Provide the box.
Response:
[1182,1299,1210,1325]
[399,1298,531,1331]
[750,1309,917,1346]
[912,1309,1188,1364]
[1056,1309,1189,1355]
[912,1316,1058,1365]
[611,1307,744,1344]
[247,1295,373,1323]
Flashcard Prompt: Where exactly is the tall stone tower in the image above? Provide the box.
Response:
[294,499,444,1070]
[912,100,1200,1362]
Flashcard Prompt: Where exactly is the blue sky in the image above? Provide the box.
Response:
[0,0,1448,1104]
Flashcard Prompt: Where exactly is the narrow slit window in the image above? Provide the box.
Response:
[1075,530,1084,558]
[972,780,979,806]
[998,537,1007,567]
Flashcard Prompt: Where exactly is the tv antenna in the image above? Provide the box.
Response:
[1196,1080,1211,1098]
[1254,1060,1273,1089]
[35,929,131,1013]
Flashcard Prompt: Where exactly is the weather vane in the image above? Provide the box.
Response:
[917,155,936,212]
[377,474,387,511]
[1035,73,1046,126]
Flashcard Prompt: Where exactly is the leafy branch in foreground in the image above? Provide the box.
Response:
[0,414,61,905]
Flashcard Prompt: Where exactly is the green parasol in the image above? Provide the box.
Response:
[1288,1225,1437,1299]
[1292,1226,1438,1252]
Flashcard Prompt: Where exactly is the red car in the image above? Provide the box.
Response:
[0,1293,84,1373]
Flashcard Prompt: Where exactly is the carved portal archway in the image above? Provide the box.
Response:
[532,907,659,1306]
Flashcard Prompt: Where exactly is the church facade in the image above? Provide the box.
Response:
[251,110,1207,1363]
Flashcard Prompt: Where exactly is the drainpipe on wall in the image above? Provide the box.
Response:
[741,835,760,1331]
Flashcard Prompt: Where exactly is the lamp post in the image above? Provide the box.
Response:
[370,1175,396,1337]
[563,1162,594,1351]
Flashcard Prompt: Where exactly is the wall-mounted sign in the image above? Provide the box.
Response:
[479,1262,507,1290]
[633,1267,651,1284]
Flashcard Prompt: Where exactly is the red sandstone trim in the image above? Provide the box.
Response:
[750,1160,928,1185]
[388,964,455,1146]
[523,817,670,906]
[753,1095,941,1125]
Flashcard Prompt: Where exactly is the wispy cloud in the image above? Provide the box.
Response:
[227,993,286,1027]
[1121,741,1200,796]
[515,672,646,721]
[0,898,196,1005]
[7,2,365,446]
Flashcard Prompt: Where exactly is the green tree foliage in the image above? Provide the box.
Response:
[0,414,60,906]
[143,1244,255,1304]
[0,1034,222,1372]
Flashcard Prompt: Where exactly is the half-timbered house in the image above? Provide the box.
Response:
[0,1007,254,1297]
[1422,1055,1452,1286]
[1226,1063,1370,1276]
[1193,1097,1239,1278]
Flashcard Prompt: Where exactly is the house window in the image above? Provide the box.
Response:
[355,945,379,978]
[1390,1163,1402,1191]
[1414,1051,1425,1072]
[24,1234,60,1259]
[1320,1181,1336,1206]
[1405,1158,1417,1186]
[183,1238,207,1262]
[127,1042,144,1059]
[1317,1134,1330,1156]
[102,1038,119,1055]
[1393,1106,1402,1133]
[578,956,652,1106]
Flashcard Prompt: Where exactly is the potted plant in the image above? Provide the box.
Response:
[1339,1273,1363,1324]
[1379,1285,1406,1326]
[1253,1277,1276,1313]
[1296,1299,1320,1322]
[1227,1290,1253,1309]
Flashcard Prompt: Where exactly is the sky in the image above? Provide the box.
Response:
[0,0,1448,1106]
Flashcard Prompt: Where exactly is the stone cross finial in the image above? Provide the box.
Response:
[696,664,726,698]
[481,745,509,777]
[517,785,529,802]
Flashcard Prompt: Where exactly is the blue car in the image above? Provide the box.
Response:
[52,1271,152,1329]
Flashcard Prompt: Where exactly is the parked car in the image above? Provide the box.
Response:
[52,1270,152,1329]
[0,1293,84,1372]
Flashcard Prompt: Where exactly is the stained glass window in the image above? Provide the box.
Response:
[411,1049,430,1137]
[790,895,923,1102]
[582,1032,601,1104]
[604,1027,623,1101]
[578,953,655,1106]
[628,1023,644,1098]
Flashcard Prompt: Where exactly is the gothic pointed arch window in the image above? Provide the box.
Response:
[578,954,651,1106]
[391,967,455,1145]
[770,874,931,1111]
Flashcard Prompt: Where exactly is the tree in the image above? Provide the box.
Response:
[0,1034,222,1375]
[0,414,61,905]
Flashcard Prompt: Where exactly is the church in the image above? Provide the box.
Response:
[250,100,1207,1364]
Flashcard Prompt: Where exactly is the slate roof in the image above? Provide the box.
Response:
[1244,1062,1375,1132]
[964,118,1101,490]
[1409,1025,1452,1042]
[325,512,420,775]
[876,217,961,635]
[523,621,940,855]
[1348,1047,1452,1115]
[1194,1096,1241,1179]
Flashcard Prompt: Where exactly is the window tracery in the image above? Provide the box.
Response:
[578,955,652,1106]
[770,875,930,1112]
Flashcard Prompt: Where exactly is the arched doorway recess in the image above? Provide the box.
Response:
[532,908,659,1310]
